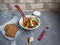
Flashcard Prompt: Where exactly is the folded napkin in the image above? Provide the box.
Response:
[0,16,22,40]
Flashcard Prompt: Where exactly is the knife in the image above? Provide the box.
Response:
[38,29,46,41]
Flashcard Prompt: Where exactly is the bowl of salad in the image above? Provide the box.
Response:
[19,15,41,30]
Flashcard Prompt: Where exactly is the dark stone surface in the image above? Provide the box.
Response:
[0,11,60,45]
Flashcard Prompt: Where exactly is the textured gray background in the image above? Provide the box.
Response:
[0,11,60,45]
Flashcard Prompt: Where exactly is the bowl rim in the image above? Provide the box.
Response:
[19,15,41,30]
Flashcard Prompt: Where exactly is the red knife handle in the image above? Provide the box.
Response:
[15,5,25,18]
[38,30,46,41]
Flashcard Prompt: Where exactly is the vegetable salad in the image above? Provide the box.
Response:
[22,16,39,28]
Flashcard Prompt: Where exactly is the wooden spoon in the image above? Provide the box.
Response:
[15,5,30,22]
[15,5,25,18]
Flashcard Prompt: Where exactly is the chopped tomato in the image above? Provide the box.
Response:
[23,21,27,26]
[23,18,31,27]
[26,18,30,22]
[24,18,30,23]
[23,18,30,26]
[32,21,37,27]
[28,26,31,28]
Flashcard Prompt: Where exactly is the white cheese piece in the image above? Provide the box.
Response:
[28,37,34,43]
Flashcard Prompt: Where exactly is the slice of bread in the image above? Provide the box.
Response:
[5,24,19,38]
